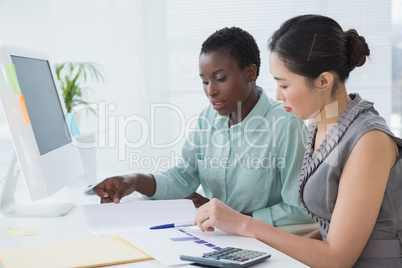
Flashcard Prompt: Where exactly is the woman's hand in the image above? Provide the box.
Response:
[193,198,251,235]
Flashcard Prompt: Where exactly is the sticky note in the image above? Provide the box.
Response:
[19,95,31,124]
[3,227,39,237]
[65,113,80,136]
[5,63,22,94]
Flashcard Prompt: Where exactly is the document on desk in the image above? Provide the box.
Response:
[119,227,233,266]
[82,199,197,236]
[0,235,152,268]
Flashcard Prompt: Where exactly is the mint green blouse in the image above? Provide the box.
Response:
[152,88,313,226]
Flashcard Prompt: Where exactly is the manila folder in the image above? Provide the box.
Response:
[0,235,152,268]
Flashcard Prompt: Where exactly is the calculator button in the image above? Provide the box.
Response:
[235,257,249,262]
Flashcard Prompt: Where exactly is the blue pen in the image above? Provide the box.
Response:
[150,221,193,230]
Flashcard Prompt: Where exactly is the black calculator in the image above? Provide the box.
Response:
[180,247,271,267]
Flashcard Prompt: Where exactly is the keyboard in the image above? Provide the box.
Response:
[180,247,271,267]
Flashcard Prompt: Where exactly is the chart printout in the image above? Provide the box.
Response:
[119,227,233,265]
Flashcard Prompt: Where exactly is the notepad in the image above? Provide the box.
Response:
[0,235,152,268]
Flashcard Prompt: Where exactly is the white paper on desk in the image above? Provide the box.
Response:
[119,227,233,266]
[82,199,197,236]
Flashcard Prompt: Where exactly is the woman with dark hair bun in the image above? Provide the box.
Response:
[194,15,402,267]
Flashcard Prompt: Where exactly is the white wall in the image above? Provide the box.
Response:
[0,0,392,181]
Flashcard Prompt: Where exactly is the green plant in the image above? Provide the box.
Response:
[54,62,105,113]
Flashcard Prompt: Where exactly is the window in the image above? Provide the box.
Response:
[163,0,392,124]
[392,0,402,136]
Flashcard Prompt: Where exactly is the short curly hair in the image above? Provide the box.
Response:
[201,27,261,78]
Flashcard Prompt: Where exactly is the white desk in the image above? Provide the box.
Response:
[0,186,307,267]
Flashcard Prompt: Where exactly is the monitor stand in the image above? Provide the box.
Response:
[0,153,75,217]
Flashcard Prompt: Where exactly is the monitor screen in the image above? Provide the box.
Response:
[11,56,71,155]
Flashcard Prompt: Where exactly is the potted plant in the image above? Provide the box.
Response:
[54,62,105,186]
[54,62,105,114]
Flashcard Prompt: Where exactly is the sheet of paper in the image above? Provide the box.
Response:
[0,235,152,268]
[3,227,39,237]
[83,199,197,236]
[120,227,232,266]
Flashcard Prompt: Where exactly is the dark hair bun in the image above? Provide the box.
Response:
[345,29,370,71]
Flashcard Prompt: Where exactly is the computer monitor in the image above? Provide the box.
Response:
[0,45,84,217]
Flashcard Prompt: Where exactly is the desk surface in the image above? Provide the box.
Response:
[0,186,307,268]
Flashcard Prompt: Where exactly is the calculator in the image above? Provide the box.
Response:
[180,247,271,267]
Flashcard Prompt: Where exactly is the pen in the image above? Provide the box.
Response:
[150,221,193,230]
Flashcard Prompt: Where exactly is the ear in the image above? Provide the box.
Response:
[245,64,257,82]
[313,72,334,92]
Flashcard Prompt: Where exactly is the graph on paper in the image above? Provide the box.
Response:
[119,228,232,265]
[170,229,223,251]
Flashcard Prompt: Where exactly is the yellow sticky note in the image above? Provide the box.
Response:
[5,63,22,94]
[19,95,31,124]
[3,227,39,237]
